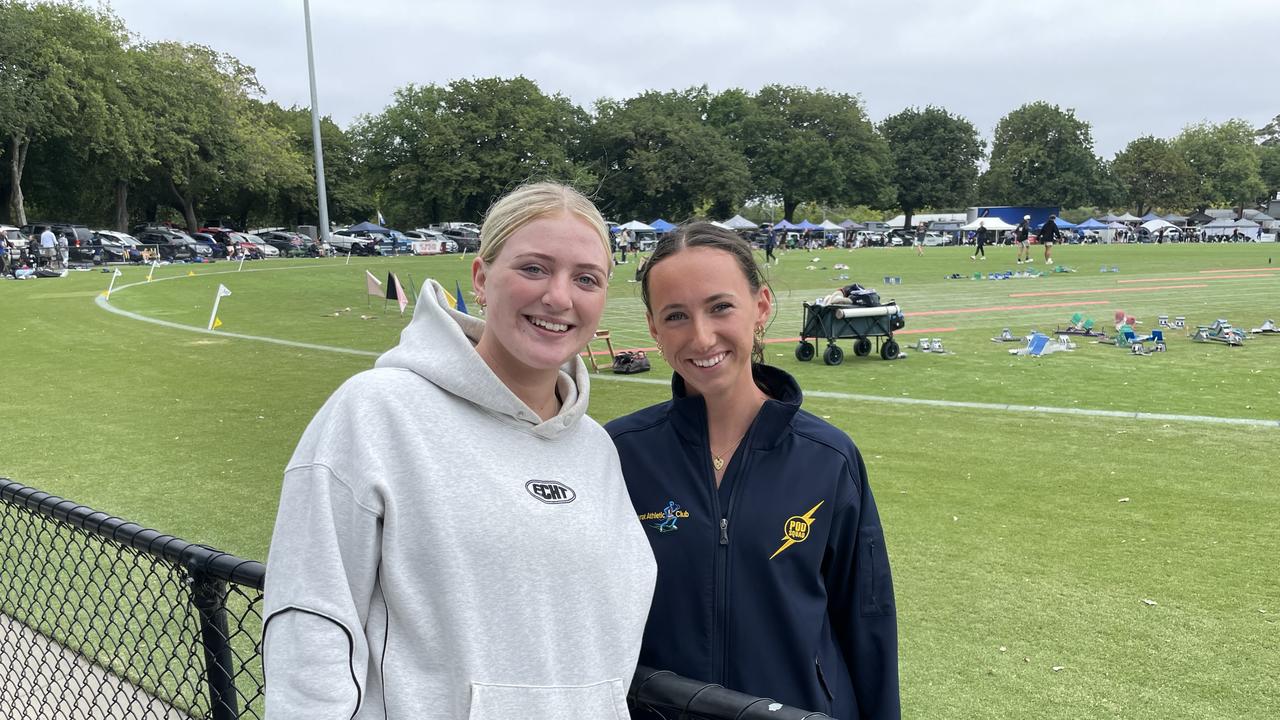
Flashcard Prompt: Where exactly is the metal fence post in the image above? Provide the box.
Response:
[192,573,239,720]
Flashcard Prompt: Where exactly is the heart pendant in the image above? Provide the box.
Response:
[712,456,725,472]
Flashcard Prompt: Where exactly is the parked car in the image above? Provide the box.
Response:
[23,222,98,262]
[191,232,229,258]
[443,228,481,253]
[256,230,307,256]
[133,227,199,261]
[330,230,380,255]
[921,231,951,247]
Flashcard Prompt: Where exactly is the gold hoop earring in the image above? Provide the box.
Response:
[754,325,765,339]
[655,344,663,358]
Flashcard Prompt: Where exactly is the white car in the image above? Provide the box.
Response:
[232,232,279,257]
[922,231,951,247]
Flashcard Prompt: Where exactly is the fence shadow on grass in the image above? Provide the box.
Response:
[0,478,827,719]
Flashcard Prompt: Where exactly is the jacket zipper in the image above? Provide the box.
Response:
[868,536,879,609]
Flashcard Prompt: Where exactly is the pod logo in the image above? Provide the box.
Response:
[525,480,576,504]
[769,500,824,560]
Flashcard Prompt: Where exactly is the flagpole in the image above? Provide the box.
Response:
[346,249,351,265]
[208,295,224,331]
[303,0,331,249]
[238,255,246,272]
[147,261,157,282]
[406,274,418,303]
[105,269,121,298]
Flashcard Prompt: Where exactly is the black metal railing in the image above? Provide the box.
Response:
[1,478,827,719]
[0,479,264,719]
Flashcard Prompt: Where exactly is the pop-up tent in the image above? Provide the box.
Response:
[1077,218,1109,229]
[839,219,866,230]
[650,219,677,233]
[723,215,758,230]
[1140,212,1164,222]
[619,220,656,232]
[1141,219,1176,233]
[795,220,820,231]
[348,221,392,234]
[771,220,798,230]
[1115,212,1141,222]
[960,217,1017,231]
[819,220,843,231]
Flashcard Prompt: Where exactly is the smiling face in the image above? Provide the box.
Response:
[472,211,611,381]
[645,245,772,399]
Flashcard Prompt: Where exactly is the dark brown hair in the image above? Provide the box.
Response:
[638,222,769,364]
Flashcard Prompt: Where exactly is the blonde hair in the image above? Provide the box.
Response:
[479,182,611,264]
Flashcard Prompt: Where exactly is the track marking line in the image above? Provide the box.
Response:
[95,267,1280,430]
[1008,284,1206,298]
[908,300,1109,317]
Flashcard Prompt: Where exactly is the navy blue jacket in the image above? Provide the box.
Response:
[607,365,899,720]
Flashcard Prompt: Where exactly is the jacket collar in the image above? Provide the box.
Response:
[667,364,802,449]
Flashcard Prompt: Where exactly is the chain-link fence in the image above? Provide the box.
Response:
[1,478,827,719]
[1,479,265,719]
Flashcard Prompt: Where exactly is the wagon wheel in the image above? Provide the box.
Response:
[880,339,900,360]
[853,338,872,356]
[795,341,816,361]
[823,344,844,366]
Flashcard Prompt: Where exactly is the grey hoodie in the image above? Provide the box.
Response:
[264,280,656,719]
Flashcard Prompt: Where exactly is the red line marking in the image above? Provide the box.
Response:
[1008,284,1206,298]
[1199,267,1280,273]
[1119,274,1272,284]
[907,300,1109,317]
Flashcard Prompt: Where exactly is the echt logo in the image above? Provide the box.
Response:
[526,480,576,504]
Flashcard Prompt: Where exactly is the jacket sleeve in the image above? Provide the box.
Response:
[263,463,383,720]
[824,450,900,720]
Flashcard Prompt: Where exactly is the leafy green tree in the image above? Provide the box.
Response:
[978,102,1099,207]
[1174,120,1266,210]
[1257,113,1280,146]
[355,77,592,226]
[878,106,983,230]
[130,42,308,231]
[0,1,124,225]
[743,86,892,221]
[1110,136,1196,215]
[1259,144,1280,202]
[590,87,750,220]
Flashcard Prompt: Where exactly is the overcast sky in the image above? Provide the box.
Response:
[104,0,1277,158]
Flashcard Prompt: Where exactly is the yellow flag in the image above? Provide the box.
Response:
[442,287,458,310]
[213,317,222,329]
[187,271,196,277]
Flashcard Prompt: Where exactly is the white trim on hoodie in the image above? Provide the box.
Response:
[264,279,655,719]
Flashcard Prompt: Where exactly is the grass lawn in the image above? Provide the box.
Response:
[2,242,1277,719]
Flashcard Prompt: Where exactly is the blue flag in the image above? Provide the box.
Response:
[455,280,468,315]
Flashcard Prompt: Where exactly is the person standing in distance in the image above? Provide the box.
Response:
[913,222,926,256]
[971,221,988,260]
[1040,214,1060,264]
[264,182,656,720]
[608,223,899,719]
[1015,215,1031,264]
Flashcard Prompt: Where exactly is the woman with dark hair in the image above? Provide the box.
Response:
[607,223,899,719]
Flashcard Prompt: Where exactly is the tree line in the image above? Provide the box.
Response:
[3,2,1278,233]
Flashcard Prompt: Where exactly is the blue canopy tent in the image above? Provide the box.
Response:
[650,219,677,233]
[1077,218,1108,229]
[1052,217,1078,229]
[771,220,798,230]
[795,220,820,230]
[348,221,392,235]
[1140,212,1163,222]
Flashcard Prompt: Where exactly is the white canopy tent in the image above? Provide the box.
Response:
[723,214,759,230]
[1141,219,1176,233]
[618,220,656,232]
[960,217,1017,231]
[1115,212,1141,222]
[819,220,843,231]
[709,221,732,230]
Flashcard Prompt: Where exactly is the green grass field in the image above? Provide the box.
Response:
[2,243,1278,719]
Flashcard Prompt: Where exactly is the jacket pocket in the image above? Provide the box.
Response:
[815,655,835,708]
[859,529,895,617]
[468,678,627,720]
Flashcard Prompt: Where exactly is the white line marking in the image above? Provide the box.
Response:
[96,270,1280,429]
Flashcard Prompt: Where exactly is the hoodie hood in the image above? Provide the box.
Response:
[375,278,590,439]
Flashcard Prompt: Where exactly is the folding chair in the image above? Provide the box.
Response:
[582,329,616,372]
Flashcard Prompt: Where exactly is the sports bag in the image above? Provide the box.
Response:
[612,350,651,374]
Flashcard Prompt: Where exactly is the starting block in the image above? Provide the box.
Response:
[1009,332,1075,356]
[991,327,1020,343]
[883,276,902,285]
[1100,266,1119,273]
[1251,319,1279,334]
[1158,315,1186,329]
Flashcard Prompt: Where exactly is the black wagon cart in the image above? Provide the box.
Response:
[796,301,906,364]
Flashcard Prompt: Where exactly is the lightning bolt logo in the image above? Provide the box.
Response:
[769,500,824,560]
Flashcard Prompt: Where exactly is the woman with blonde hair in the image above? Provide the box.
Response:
[265,182,656,719]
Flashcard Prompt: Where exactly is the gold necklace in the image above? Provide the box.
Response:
[711,431,748,472]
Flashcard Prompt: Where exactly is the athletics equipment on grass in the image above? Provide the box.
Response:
[1190,319,1246,346]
